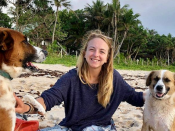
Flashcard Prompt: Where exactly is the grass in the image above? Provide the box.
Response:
[43,54,77,67]
[42,54,175,72]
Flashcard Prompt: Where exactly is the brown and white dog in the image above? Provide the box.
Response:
[0,27,47,131]
[142,70,175,131]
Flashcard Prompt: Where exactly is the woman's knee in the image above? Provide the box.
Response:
[40,125,70,131]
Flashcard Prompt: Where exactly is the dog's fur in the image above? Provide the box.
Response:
[0,27,47,131]
[142,70,175,131]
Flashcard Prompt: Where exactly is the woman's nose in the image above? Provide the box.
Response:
[93,50,99,56]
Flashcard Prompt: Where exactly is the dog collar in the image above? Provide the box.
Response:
[0,70,13,80]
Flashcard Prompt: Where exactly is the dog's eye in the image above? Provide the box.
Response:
[22,40,29,45]
[164,78,170,82]
[154,76,160,81]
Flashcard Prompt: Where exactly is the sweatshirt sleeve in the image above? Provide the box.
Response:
[114,70,144,107]
[41,72,71,111]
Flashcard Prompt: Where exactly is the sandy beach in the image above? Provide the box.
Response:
[12,63,150,131]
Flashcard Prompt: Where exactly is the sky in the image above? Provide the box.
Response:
[70,0,175,37]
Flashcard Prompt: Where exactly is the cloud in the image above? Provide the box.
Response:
[71,0,92,10]
[70,0,175,36]
[120,0,175,36]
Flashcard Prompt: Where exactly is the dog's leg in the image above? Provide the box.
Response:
[171,118,175,131]
[23,95,45,115]
[11,111,16,131]
[141,121,151,131]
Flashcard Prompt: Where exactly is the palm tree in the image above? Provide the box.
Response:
[102,3,113,36]
[111,0,129,57]
[171,36,175,63]
[59,9,87,52]
[125,25,147,59]
[84,0,106,30]
[165,34,173,65]
[52,0,71,43]
[114,8,140,58]
[6,0,33,31]
[112,0,120,51]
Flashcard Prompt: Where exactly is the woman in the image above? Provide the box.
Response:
[15,30,145,131]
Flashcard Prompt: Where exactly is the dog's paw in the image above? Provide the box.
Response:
[23,95,46,115]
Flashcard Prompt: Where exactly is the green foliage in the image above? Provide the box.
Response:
[47,41,65,53]
[0,0,7,6]
[59,9,89,51]
[0,12,12,28]
[47,41,59,53]
[2,0,175,65]
[24,10,67,46]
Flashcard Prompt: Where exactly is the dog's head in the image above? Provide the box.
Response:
[146,70,175,100]
[0,27,47,78]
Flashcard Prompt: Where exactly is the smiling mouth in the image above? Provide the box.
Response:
[155,88,170,99]
[24,62,38,72]
[91,58,100,62]
[156,92,165,98]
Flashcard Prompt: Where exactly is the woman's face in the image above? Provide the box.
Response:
[85,37,109,70]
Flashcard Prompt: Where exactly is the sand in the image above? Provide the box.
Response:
[12,63,150,131]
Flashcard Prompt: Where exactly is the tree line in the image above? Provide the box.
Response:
[0,0,175,64]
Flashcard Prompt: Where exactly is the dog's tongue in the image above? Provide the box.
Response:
[26,62,38,69]
[26,62,33,66]
[156,93,163,97]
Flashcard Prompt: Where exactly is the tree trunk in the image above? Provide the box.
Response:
[134,46,140,59]
[113,11,117,51]
[114,30,127,58]
[171,48,175,63]
[57,42,68,55]
[98,23,100,29]
[108,24,110,36]
[128,41,134,56]
[52,7,59,43]
[167,50,169,66]
[15,5,19,31]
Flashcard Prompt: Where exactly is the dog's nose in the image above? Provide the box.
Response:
[42,50,48,56]
[156,85,163,91]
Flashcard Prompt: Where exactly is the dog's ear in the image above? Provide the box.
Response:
[146,71,155,86]
[0,30,14,51]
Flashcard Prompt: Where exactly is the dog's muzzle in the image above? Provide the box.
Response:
[33,46,48,63]
[42,49,48,56]
[156,85,163,92]
[154,85,170,99]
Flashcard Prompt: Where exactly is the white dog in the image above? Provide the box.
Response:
[142,70,175,131]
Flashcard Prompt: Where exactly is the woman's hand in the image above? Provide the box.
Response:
[14,93,30,114]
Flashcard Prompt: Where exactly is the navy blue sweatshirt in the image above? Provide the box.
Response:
[41,69,144,131]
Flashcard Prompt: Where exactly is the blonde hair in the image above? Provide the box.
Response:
[76,30,114,108]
